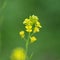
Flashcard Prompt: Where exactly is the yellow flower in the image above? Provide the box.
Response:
[25,25,32,29]
[19,31,25,38]
[29,15,39,24]
[35,21,42,28]
[26,29,32,32]
[23,18,32,25]
[30,36,37,43]
[25,25,32,32]
[32,15,39,20]
[33,27,39,33]
[11,48,26,60]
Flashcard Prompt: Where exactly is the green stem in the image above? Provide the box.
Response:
[30,32,35,36]
[26,33,30,60]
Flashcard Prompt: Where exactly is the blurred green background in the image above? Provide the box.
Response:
[0,0,60,60]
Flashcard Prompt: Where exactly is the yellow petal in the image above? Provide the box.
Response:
[36,21,42,28]
[29,15,39,24]
[32,15,39,20]
[25,25,32,29]
[19,31,25,38]
[33,27,39,33]
[30,36,37,43]
[26,29,32,32]
[23,18,32,25]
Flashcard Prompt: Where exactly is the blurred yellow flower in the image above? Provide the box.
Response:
[33,27,39,33]
[26,29,32,33]
[11,48,26,60]
[19,31,25,38]
[23,18,32,25]
[32,15,39,20]
[35,21,42,28]
[25,25,32,29]
[30,36,37,43]
[29,15,39,24]
[25,25,32,32]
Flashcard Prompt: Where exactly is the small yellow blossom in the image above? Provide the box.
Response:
[25,25,32,29]
[33,27,39,33]
[32,15,39,20]
[29,15,39,24]
[30,36,37,43]
[26,29,32,32]
[11,48,26,60]
[23,18,32,25]
[25,25,32,32]
[19,31,25,38]
[35,21,42,28]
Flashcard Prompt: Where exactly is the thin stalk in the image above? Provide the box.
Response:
[30,31,36,36]
[26,33,30,60]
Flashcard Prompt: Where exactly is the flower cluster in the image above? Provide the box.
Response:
[19,15,42,43]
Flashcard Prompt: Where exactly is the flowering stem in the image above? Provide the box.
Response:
[26,33,30,60]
